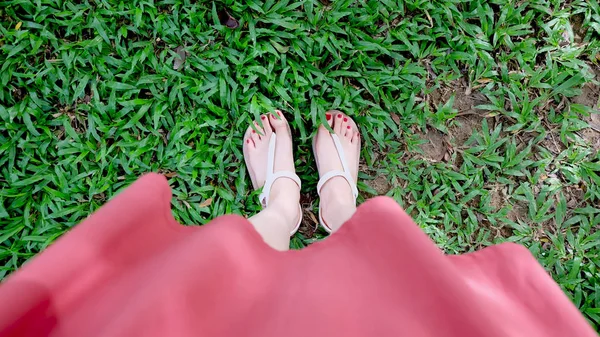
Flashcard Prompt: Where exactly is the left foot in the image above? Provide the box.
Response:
[314,110,361,232]
[242,111,300,233]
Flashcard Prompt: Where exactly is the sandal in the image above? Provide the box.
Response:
[247,132,303,235]
[312,124,359,233]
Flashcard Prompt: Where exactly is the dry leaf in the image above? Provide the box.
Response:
[390,112,400,125]
[173,46,186,70]
[443,152,451,162]
[217,9,239,29]
[424,10,433,28]
[225,16,239,29]
[15,22,22,30]
[164,171,178,178]
[306,210,318,226]
[199,198,213,208]
[560,28,571,47]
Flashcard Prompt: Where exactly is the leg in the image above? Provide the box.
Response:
[314,111,361,232]
[243,111,301,251]
[248,194,297,251]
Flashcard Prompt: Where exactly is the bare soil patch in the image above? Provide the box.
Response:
[365,174,392,195]
[419,128,448,162]
[424,79,491,162]
[506,201,529,223]
[489,185,507,212]
[574,81,600,147]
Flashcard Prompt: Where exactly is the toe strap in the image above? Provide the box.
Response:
[259,133,302,208]
[259,171,301,208]
[315,133,359,201]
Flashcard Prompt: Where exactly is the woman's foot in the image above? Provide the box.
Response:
[243,111,301,235]
[314,110,361,232]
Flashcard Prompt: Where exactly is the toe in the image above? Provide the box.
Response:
[351,131,360,144]
[333,111,344,134]
[325,111,333,128]
[345,124,353,139]
[345,115,360,140]
[244,127,256,148]
[269,110,288,132]
[317,124,330,138]
[340,116,350,137]
[253,121,265,138]
[260,115,273,137]
[251,126,261,143]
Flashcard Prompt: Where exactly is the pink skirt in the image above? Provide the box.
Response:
[0,174,595,337]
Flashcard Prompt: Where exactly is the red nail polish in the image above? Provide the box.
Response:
[252,130,256,133]
[343,117,348,122]
[247,139,250,143]
[277,110,282,116]
[347,125,351,129]
[337,114,342,118]
[261,115,266,120]
[326,113,331,120]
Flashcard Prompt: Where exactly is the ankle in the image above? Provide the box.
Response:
[320,179,356,208]
[321,201,356,232]
[265,199,299,231]
[265,182,300,230]
[268,181,300,207]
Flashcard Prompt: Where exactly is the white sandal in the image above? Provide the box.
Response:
[313,132,359,233]
[256,133,303,235]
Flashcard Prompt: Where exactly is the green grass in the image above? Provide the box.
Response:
[2,0,600,328]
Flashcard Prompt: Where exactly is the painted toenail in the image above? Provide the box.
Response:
[252,130,256,133]
[347,125,351,129]
[261,115,266,120]
[337,114,342,118]
[343,117,348,122]
[326,113,331,120]
[247,139,250,143]
[277,110,282,116]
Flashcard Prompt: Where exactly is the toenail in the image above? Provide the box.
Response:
[326,113,331,120]
[347,125,351,129]
[261,115,266,120]
[277,110,282,116]
[247,139,250,143]
[343,117,348,122]
[337,114,342,118]
[252,130,256,133]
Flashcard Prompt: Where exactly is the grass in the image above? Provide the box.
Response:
[1,0,600,328]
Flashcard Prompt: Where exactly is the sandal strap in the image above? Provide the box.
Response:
[258,133,302,206]
[315,134,358,201]
[257,133,302,235]
[316,170,358,200]
[259,171,301,207]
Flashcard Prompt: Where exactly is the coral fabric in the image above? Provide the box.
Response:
[0,174,595,337]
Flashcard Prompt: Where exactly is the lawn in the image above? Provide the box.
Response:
[1,0,600,328]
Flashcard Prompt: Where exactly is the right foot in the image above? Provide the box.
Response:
[243,111,301,233]
[313,110,361,232]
